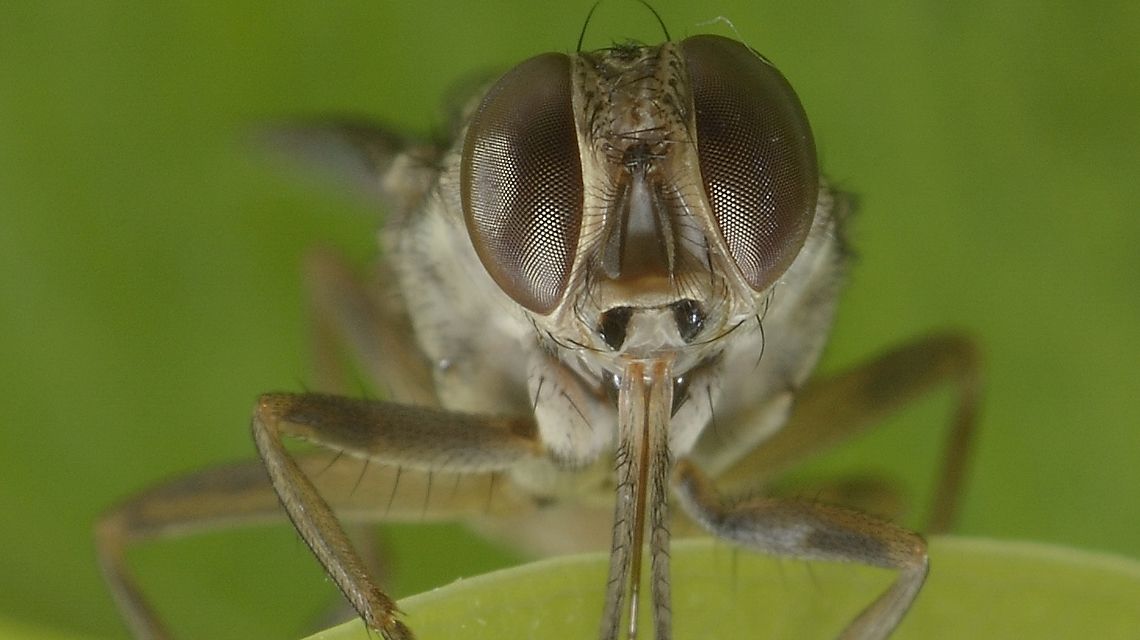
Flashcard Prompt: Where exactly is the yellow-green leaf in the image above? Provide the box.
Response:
[305,537,1140,640]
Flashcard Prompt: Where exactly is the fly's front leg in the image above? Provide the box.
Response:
[252,393,542,640]
[716,333,981,533]
[674,460,928,640]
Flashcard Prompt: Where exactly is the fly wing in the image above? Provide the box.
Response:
[600,359,674,640]
[253,119,441,222]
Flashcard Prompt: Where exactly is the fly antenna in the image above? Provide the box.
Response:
[637,0,670,41]
[577,1,603,52]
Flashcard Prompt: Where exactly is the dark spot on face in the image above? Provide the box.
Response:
[672,299,704,342]
[598,306,633,350]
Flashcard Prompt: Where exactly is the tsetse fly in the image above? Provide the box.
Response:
[97,17,980,640]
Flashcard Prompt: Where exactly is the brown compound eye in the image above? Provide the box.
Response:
[681,35,819,292]
[461,53,584,315]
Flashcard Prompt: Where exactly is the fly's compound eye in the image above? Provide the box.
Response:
[681,35,819,292]
[461,53,584,315]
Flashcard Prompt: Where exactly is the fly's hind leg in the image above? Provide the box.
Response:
[94,452,436,639]
[96,459,295,640]
[716,332,982,533]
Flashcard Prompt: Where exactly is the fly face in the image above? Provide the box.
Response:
[462,36,819,372]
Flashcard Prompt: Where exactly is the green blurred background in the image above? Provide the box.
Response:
[1,2,1137,638]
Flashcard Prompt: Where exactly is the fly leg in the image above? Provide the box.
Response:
[95,452,460,639]
[674,460,928,640]
[251,394,542,640]
[97,400,541,639]
[304,249,438,407]
[303,248,439,617]
[96,458,298,640]
[715,333,981,533]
